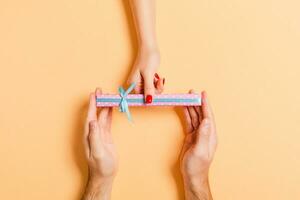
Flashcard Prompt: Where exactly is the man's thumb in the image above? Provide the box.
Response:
[196,119,211,144]
[88,121,101,153]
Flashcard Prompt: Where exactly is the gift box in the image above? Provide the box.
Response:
[96,83,201,121]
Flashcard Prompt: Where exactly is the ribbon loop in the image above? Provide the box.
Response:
[118,83,136,121]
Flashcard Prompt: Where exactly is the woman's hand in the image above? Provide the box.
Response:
[127,47,165,103]
[128,0,164,103]
[180,91,217,200]
[82,88,118,200]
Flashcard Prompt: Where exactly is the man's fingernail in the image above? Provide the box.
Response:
[201,91,206,103]
[154,73,160,79]
[145,95,153,104]
[163,78,165,85]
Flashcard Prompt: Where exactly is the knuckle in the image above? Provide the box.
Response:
[89,121,97,130]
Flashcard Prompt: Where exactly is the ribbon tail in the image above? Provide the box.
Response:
[123,101,133,122]
[118,83,136,122]
[125,109,133,122]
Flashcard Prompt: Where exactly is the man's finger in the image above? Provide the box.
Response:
[106,107,113,133]
[95,87,102,97]
[201,91,214,120]
[194,119,211,154]
[183,107,193,133]
[83,89,99,158]
[95,87,110,129]
[98,107,110,125]
[88,120,101,157]
[188,106,199,130]
[84,91,98,142]
[87,92,97,122]
[187,90,199,130]
[98,107,113,135]
[94,87,102,119]
[195,106,202,123]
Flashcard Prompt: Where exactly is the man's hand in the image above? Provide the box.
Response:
[180,91,217,200]
[82,88,118,200]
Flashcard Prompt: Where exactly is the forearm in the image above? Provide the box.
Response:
[129,0,158,50]
[82,177,113,200]
[183,176,213,200]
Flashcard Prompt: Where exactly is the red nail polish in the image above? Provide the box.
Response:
[154,73,160,79]
[145,95,153,104]
[163,78,165,85]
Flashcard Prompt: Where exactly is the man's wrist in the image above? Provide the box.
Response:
[82,177,114,200]
[183,175,212,200]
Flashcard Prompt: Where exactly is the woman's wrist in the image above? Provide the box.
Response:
[139,41,159,53]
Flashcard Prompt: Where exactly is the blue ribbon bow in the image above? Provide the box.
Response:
[118,83,136,122]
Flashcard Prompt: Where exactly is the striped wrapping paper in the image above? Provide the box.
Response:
[96,93,201,107]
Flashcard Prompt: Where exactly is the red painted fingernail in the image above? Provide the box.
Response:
[154,73,160,79]
[163,78,165,85]
[145,95,153,104]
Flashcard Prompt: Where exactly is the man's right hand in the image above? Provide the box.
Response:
[180,91,218,200]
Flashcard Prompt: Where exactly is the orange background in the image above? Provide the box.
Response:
[1,0,300,199]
